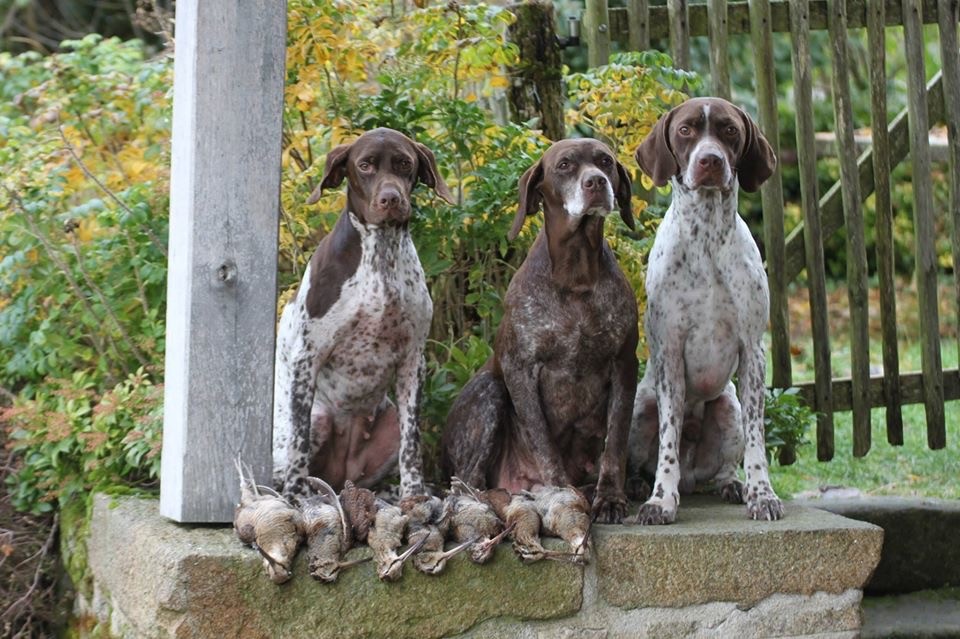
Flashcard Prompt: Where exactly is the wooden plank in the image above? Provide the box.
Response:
[608,0,946,41]
[708,0,732,99]
[829,0,872,456]
[794,369,960,410]
[814,129,953,162]
[160,0,286,522]
[750,0,792,390]
[628,0,651,51]
[939,0,960,377]
[903,0,947,448]
[584,0,611,68]
[789,0,835,460]
[868,0,904,445]
[668,0,691,69]
[783,73,946,283]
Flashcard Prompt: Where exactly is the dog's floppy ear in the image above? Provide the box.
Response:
[735,106,777,193]
[509,159,544,241]
[307,143,352,204]
[414,142,455,204]
[635,110,678,187]
[615,160,636,231]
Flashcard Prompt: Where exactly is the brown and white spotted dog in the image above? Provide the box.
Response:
[273,128,453,500]
[627,97,784,523]
[441,138,639,524]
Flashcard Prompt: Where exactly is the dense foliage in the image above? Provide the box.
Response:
[1,35,170,512]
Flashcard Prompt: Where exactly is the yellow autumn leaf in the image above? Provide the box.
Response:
[490,75,510,89]
[76,218,100,243]
[296,84,315,104]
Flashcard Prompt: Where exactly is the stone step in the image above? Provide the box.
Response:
[799,497,960,594]
[862,588,960,639]
[72,493,883,639]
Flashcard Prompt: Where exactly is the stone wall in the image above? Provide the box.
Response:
[68,494,883,638]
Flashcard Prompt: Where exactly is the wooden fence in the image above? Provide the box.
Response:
[580,0,960,459]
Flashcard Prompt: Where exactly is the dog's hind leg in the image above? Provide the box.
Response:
[701,382,745,503]
[353,398,401,489]
[441,368,507,489]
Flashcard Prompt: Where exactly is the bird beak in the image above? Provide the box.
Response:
[436,536,477,561]
[392,533,429,567]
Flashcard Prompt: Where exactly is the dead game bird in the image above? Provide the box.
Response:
[233,459,305,584]
[298,477,370,582]
[340,480,377,544]
[532,485,592,563]
[367,500,426,581]
[446,477,513,564]
[400,494,473,575]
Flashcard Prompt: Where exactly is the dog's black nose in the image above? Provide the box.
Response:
[583,174,607,191]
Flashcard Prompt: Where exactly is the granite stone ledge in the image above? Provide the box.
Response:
[83,493,583,639]
[595,496,883,609]
[77,494,884,639]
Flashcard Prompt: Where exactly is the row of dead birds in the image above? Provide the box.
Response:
[233,460,592,585]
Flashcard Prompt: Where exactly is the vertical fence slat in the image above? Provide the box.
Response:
[790,0,836,460]
[628,0,651,51]
[708,0,732,99]
[668,0,691,69]
[903,0,947,448]
[749,0,792,390]
[584,0,611,69]
[829,0,872,456]
[868,0,904,445]
[938,0,960,378]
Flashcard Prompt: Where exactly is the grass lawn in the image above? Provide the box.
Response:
[767,277,960,500]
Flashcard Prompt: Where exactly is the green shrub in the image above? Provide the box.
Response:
[0,35,170,512]
[765,387,815,466]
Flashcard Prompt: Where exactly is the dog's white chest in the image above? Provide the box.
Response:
[301,223,431,414]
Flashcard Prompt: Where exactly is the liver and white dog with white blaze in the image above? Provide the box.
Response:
[628,97,784,524]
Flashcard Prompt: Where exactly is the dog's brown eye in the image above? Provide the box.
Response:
[599,156,613,167]
[725,126,738,136]
[558,160,570,170]
[678,125,692,136]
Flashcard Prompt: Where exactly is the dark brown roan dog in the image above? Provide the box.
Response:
[441,139,639,523]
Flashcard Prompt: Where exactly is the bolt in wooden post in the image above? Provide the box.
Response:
[584,0,611,68]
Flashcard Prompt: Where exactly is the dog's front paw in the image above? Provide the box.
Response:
[719,479,745,504]
[746,493,784,521]
[632,499,677,525]
[592,491,628,524]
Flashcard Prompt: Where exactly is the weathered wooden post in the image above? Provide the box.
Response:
[160,0,287,522]
[506,1,566,141]
[583,0,611,68]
